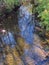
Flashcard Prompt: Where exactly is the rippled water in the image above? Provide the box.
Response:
[1,32,16,48]
[0,5,49,65]
[18,5,34,44]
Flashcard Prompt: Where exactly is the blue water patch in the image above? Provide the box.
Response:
[18,6,34,44]
[1,32,16,46]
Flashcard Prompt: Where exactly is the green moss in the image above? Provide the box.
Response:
[35,0,49,31]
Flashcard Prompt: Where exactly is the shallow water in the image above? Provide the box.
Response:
[0,5,49,65]
[18,5,34,44]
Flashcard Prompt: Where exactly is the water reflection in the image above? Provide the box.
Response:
[18,5,34,44]
[1,32,16,47]
[0,5,49,65]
